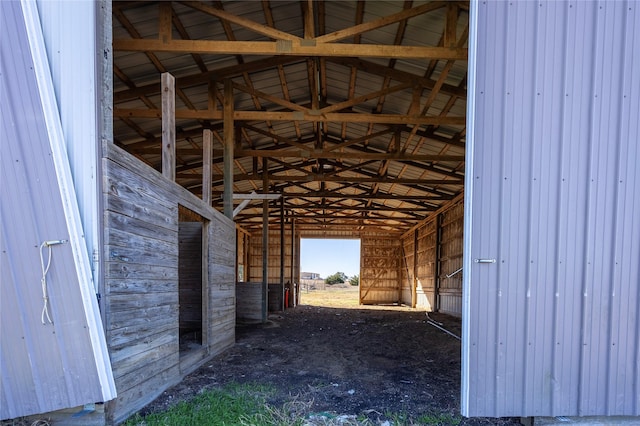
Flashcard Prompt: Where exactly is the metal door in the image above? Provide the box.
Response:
[462,0,640,418]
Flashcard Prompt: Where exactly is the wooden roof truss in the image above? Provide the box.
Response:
[112,0,469,233]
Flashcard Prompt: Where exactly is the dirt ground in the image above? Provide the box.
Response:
[140,286,520,425]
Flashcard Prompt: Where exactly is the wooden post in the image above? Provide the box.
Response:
[445,3,458,47]
[412,229,418,308]
[202,129,212,206]
[290,216,296,306]
[161,72,175,181]
[280,195,285,308]
[158,2,172,43]
[435,214,443,312]
[261,158,269,322]
[208,77,217,113]
[223,80,234,219]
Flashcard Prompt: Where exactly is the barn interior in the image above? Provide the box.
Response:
[5,1,636,423]
[112,0,468,322]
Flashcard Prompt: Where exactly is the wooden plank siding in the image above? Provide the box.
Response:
[248,230,297,285]
[400,236,415,306]
[416,221,437,310]
[360,237,403,305]
[438,200,464,316]
[102,143,235,424]
[400,195,464,315]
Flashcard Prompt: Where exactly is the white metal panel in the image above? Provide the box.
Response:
[463,0,640,418]
[36,0,101,289]
[0,1,116,419]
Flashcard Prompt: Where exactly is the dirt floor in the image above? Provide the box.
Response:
[140,285,521,425]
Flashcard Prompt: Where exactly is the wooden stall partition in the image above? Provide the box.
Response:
[236,282,264,322]
[206,214,236,355]
[102,144,235,424]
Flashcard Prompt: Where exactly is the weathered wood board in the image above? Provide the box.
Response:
[399,195,464,314]
[103,144,236,424]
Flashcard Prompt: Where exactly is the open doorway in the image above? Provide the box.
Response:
[178,206,207,355]
[300,238,360,308]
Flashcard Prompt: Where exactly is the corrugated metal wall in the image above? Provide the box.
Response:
[36,0,101,290]
[1,1,115,419]
[463,0,640,417]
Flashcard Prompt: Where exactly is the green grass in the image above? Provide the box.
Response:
[415,412,462,425]
[123,382,463,426]
[124,382,300,426]
[382,411,462,426]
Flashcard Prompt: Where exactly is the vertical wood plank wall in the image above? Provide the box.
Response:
[360,237,403,304]
[103,144,235,424]
[401,235,415,305]
[248,229,298,285]
[438,201,464,315]
[401,195,464,315]
[416,221,437,310]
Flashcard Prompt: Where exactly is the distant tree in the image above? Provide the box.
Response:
[348,274,359,286]
[325,271,348,285]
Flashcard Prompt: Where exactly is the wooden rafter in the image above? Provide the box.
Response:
[204,173,461,185]
[316,1,447,43]
[114,108,466,125]
[112,0,469,232]
[113,39,467,60]
[234,149,464,163]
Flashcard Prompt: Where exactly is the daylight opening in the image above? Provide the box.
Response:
[300,238,361,308]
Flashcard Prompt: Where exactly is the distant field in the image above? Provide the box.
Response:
[299,284,360,308]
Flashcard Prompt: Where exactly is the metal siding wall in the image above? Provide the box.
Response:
[464,0,640,417]
[36,0,101,288]
[0,1,115,419]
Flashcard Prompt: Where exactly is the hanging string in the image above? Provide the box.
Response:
[38,240,66,325]
[39,242,54,324]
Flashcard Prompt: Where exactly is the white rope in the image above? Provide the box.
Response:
[39,242,54,324]
[38,240,67,324]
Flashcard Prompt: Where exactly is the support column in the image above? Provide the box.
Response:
[223,79,234,219]
[202,129,212,206]
[290,216,296,307]
[280,195,285,308]
[261,158,269,322]
[435,214,443,312]
[412,229,418,308]
[161,72,175,181]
